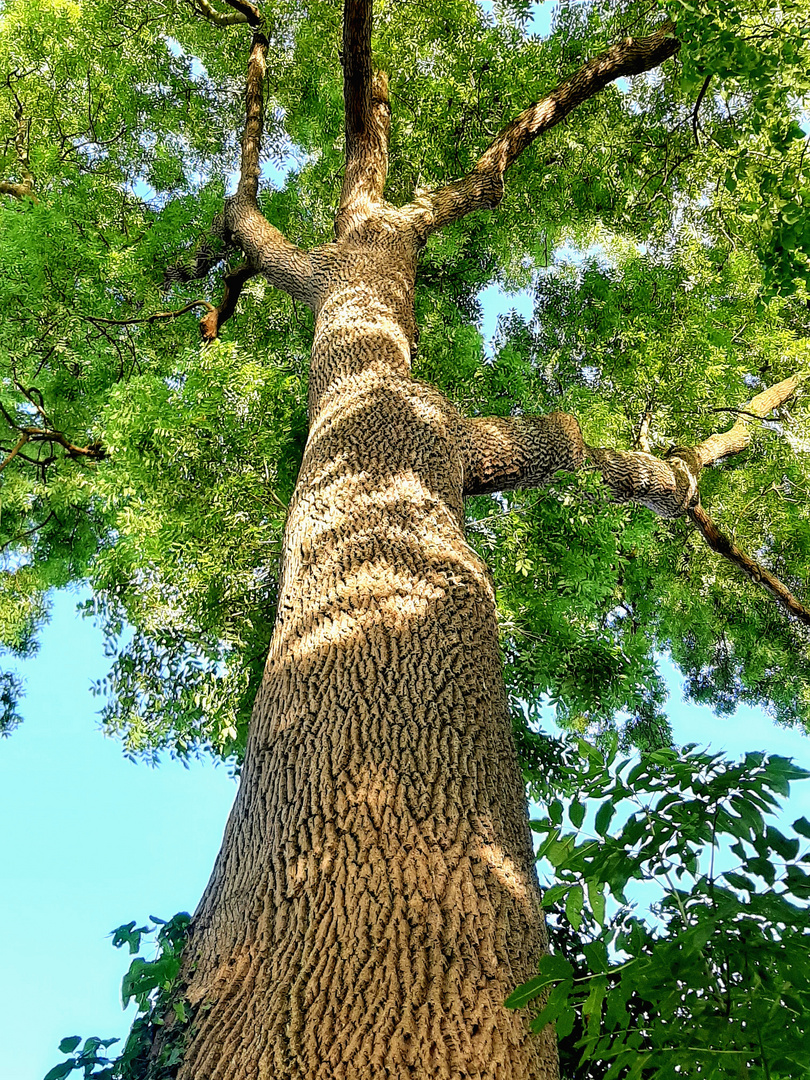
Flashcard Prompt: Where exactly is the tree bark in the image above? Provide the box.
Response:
[171,219,556,1080]
[152,8,692,1078]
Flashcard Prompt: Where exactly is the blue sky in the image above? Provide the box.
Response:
[0,594,238,1080]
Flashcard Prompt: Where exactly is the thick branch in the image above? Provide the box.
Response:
[462,373,806,510]
[237,29,268,202]
[407,21,679,233]
[460,413,586,492]
[460,413,697,518]
[199,263,260,340]
[337,0,390,236]
[192,0,251,25]
[342,0,373,147]
[220,24,316,304]
[689,504,810,627]
[693,373,807,467]
[221,198,315,305]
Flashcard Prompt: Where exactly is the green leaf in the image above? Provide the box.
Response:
[43,1064,76,1080]
[528,979,575,1034]
[587,879,606,926]
[569,800,586,829]
[505,973,553,1009]
[565,884,584,930]
[542,883,570,907]
[582,975,608,1036]
[57,1038,82,1055]
[594,801,615,837]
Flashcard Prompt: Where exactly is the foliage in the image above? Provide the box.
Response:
[477,244,810,741]
[508,737,810,1078]
[45,913,192,1080]
[0,1,809,759]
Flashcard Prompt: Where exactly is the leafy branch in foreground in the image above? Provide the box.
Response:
[45,913,191,1080]
[508,738,810,1079]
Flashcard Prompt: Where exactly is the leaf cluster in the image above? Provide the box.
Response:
[45,913,192,1080]
[509,737,810,1078]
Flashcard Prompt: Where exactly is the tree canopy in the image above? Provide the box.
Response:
[7,1,810,1078]
[1,0,809,766]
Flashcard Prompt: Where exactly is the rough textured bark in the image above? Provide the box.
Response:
[461,374,809,618]
[175,217,556,1079]
[461,413,699,518]
[337,0,391,238]
[151,8,692,1078]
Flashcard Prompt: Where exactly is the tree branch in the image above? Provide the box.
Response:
[0,432,30,473]
[199,263,260,340]
[337,0,390,237]
[460,413,698,518]
[218,27,316,305]
[236,29,268,202]
[223,0,262,25]
[0,512,56,555]
[405,21,680,234]
[693,372,807,467]
[461,373,806,507]
[163,216,231,288]
[191,0,251,25]
[164,12,315,310]
[87,301,215,327]
[688,504,810,626]
[460,370,810,625]
[0,179,36,202]
[635,410,653,453]
[0,426,105,466]
[692,72,713,147]
[16,428,105,461]
[0,102,37,203]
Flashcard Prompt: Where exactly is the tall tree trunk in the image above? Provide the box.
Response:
[172,223,556,1079]
[147,5,697,1075]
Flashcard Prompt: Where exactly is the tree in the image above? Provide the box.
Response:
[3,0,810,1077]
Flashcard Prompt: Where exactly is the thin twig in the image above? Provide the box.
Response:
[692,72,713,147]
[87,300,215,327]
